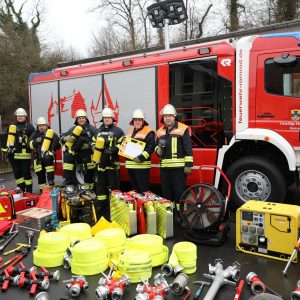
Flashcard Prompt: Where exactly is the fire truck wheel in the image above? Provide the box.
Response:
[226,156,286,209]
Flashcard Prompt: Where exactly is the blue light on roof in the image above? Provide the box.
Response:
[29,70,55,82]
[262,32,300,40]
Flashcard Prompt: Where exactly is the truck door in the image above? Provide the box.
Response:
[256,52,300,146]
[169,57,233,185]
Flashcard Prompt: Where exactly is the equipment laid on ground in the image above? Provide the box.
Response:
[290,280,300,299]
[60,185,97,226]
[125,234,168,268]
[96,267,130,300]
[162,241,197,276]
[110,190,137,236]
[16,207,52,232]
[282,237,300,277]
[0,189,39,220]
[236,201,300,262]
[203,259,240,300]
[64,238,108,276]
[135,273,171,300]
[245,272,282,298]
[142,191,173,238]
[171,273,190,297]
[33,231,70,267]
[129,191,157,235]
[233,280,245,300]
[0,222,18,252]
[179,165,231,246]
[193,280,211,300]
[63,275,88,297]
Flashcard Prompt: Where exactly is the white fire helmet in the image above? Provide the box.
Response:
[14,108,27,117]
[102,108,114,118]
[130,109,148,125]
[132,109,145,119]
[75,109,87,118]
[36,117,47,126]
[160,104,177,116]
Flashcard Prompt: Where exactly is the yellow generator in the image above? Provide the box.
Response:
[236,200,300,262]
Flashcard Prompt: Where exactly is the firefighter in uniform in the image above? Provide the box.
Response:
[156,104,193,221]
[29,117,61,191]
[125,109,155,193]
[4,108,35,192]
[61,109,97,187]
[94,107,124,220]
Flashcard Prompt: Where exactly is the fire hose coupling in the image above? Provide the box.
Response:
[63,253,71,269]
[63,275,88,297]
[246,272,266,294]
[291,280,300,299]
[203,259,240,300]
[171,273,189,296]
[135,273,172,300]
[96,266,130,300]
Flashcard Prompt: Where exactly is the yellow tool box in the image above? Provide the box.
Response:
[236,200,300,262]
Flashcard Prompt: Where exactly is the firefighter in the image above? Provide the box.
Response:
[156,104,193,224]
[125,109,155,193]
[29,117,61,191]
[61,109,97,187]
[94,107,124,220]
[3,108,35,192]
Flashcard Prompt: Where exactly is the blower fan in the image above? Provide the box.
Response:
[179,165,231,246]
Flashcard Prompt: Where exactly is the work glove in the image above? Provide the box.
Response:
[63,135,76,143]
[184,167,192,175]
[156,147,163,157]
[133,156,142,163]
[35,137,43,143]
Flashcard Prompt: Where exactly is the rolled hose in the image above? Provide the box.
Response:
[37,232,70,254]
[33,249,66,267]
[162,242,197,275]
[125,234,168,267]
[112,250,152,283]
[71,257,108,276]
[59,223,92,241]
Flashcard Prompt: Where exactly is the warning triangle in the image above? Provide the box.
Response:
[0,203,6,213]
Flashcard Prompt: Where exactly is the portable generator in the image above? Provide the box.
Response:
[236,200,300,262]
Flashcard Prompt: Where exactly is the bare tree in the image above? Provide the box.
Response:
[275,0,299,22]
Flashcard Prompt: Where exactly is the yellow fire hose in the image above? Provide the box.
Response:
[59,223,92,241]
[112,250,152,283]
[162,241,197,276]
[125,234,169,267]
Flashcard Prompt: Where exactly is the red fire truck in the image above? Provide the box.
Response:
[28,23,300,208]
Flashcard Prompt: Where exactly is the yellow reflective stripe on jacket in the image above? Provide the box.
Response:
[185,156,193,163]
[63,163,74,170]
[16,177,24,184]
[171,137,177,158]
[14,152,31,159]
[29,140,35,150]
[45,165,54,172]
[39,183,47,189]
[161,158,185,168]
[142,151,149,159]
[97,195,107,201]
[25,179,33,185]
[125,160,151,169]
[86,162,95,170]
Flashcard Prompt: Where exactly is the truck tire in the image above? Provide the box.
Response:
[226,156,286,209]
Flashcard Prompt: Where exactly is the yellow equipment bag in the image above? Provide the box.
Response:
[7,125,17,147]
[65,126,83,149]
[41,128,55,154]
[92,136,105,164]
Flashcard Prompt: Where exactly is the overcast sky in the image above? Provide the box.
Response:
[19,0,102,57]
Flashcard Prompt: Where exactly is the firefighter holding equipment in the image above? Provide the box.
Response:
[156,104,193,222]
[94,107,124,220]
[61,109,97,187]
[2,108,35,192]
[29,117,61,191]
[125,109,155,193]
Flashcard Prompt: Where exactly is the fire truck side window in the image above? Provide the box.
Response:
[169,58,228,148]
[265,57,300,97]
